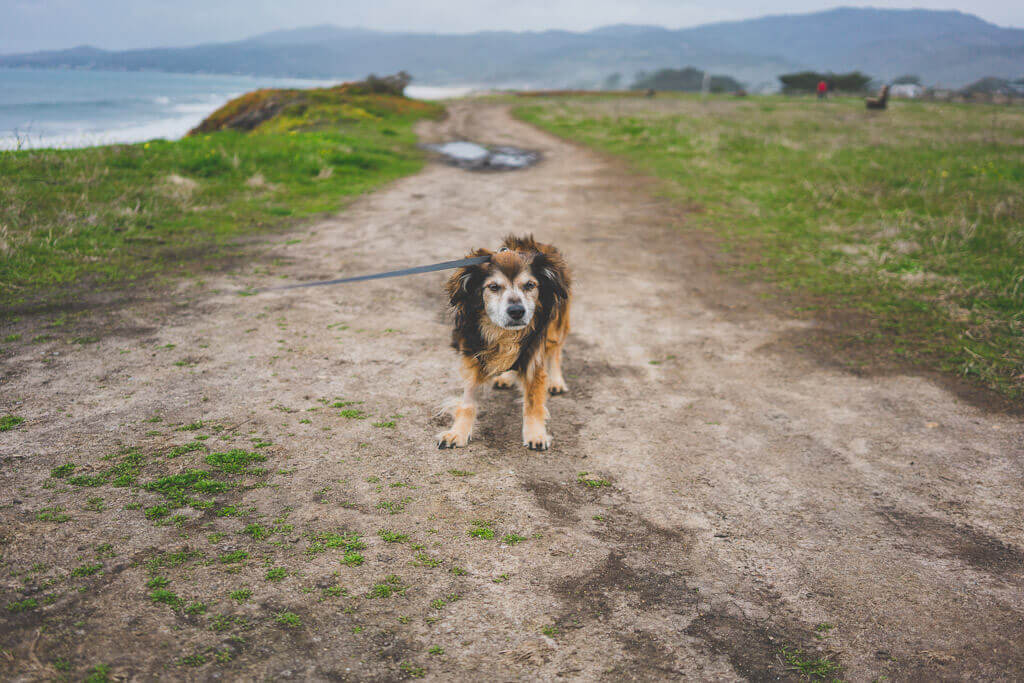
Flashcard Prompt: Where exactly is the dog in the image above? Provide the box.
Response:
[438,235,571,451]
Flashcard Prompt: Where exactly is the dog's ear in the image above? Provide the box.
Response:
[445,249,491,309]
[531,252,569,303]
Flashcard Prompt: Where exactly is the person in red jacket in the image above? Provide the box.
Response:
[817,79,828,99]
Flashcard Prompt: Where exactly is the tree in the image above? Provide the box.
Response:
[778,71,872,94]
[631,67,742,93]
[892,74,921,85]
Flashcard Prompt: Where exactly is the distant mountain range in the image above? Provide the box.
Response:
[2,8,1022,89]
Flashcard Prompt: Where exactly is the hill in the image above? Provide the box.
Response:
[1,8,1021,88]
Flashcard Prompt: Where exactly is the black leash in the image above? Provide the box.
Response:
[259,255,491,293]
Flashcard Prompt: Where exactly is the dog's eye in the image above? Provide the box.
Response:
[522,282,536,291]
[487,283,502,292]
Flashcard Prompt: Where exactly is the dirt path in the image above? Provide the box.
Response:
[2,102,1023,681]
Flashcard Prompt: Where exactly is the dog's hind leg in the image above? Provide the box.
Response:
[521,363,552,451]
[438,358,481,449]
[492,370,518,389]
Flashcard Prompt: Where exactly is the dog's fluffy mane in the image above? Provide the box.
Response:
[445,234,570,377]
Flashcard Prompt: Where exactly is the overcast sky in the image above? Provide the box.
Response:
[2,0,1021,54]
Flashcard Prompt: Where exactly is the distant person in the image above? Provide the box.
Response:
[817,80,828,99]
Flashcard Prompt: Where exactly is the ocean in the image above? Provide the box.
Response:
[0,69,475,151]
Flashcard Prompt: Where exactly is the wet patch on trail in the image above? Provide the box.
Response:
[878,506,1024,581]
[424,141,540,171]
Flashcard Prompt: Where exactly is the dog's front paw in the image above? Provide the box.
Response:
[547,378,569,395]
[437,430,469,449]
[522,426,552,451]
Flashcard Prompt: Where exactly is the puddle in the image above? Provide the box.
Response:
[425,141,540,171]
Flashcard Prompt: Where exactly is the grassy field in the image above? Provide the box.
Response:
[0,87,443,311]
[517,95,1024,402]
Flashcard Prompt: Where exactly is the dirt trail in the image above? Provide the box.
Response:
[2,102,1023,681]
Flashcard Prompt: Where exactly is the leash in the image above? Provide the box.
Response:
[259,255,491,293]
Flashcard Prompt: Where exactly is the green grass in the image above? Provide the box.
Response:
[0,415,24,431]
[468,520,495,540]
[0,90,443,311]
[517,95,1024,401]
[780,645,843,680]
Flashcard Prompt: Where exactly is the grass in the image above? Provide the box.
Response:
[577,472,611,488]
[517,95,1024,402]
[468,520,495,540]
[378,528,409,543]
[0,87,443,311]
[780,645,843,680]
[0,415,24,431]
[369,575,406,598]
[274,611,302,628]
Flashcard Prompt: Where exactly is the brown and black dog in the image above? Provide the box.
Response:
[439,235,571,451]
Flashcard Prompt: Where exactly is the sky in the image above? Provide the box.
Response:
[2,0,1022,54]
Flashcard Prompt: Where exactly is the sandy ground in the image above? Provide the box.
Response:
[1,102,1023,681]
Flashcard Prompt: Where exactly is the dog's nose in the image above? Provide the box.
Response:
[507,304,526,320]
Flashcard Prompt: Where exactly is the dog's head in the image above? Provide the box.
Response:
[446,242,568,332]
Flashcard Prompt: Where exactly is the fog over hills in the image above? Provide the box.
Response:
[2,7,1021,89]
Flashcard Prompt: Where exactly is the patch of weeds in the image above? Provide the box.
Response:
[323,585,346,597]
[306,530,365,556]
[108,450,144,486]
[430,598,446,610]
[6,598,38,613]
[69,473,107,487]
[0,415,25,432]
[376,498,411,515]
[369,575,406,599]
[339,409,367,419]
[205,449,266,474]
[146,576,170,589]
[815,622,836,639]
[50,463,75,478]
[229,588,252,603]
[150,589,182,607]
[502,533,527,545]
[178,653,206,667]
[493,573,510,584]
[449,566,467,576]
[428,646,444,655]
[577,471,611,488]
[147,549,202,572]
[243,523,270,540]
[207,532,226,543]
[780,646,842,679]
[447,469,474,477]
[218,550,248,564]
[209,614,234,632]
[378,528,409,543]
[71,563,103,578]
[36,506,71,523]
[341,551,364,567]
[167,441,205,458]
[265,567,287,582]
[468,520,494,540]
[411,552,441,568]
[84,664,111,683]
[185,602,207,615]
[177,420,204,431]
[541,625,559,638]
[398,615,411,624]
[275,611,302,629]
[145,505,171,520]
[399,662,425,678]
[52,658,71,672]
[85,496,105,512]
[217,505,243,517]
[95,543,115,558]
[372,420,396,428]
